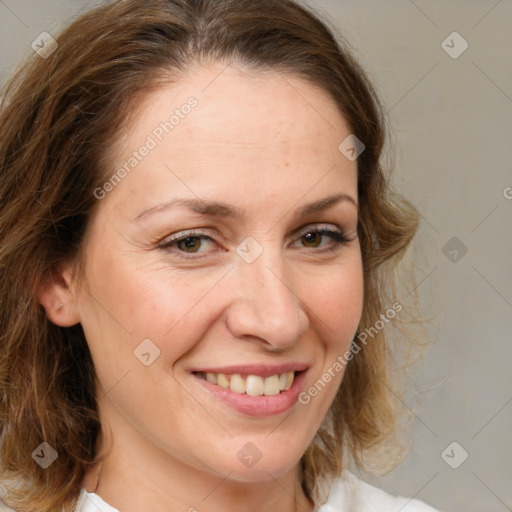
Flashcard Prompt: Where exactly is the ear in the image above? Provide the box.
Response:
[37,260,81,327]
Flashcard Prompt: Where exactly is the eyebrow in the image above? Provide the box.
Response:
[133,192,358,223]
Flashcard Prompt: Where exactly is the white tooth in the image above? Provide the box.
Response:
[263,375,281,396]
[245,375,264,396]
[206,372,217,384]
[284,371,294,390]
[229,374,246,394]
[217,373,230,389]
[279,373,287,391]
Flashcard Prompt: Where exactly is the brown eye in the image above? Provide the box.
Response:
[294,226,352,251]
[301,231,322,248]
[176,236,204,253]
[158,229,220,259]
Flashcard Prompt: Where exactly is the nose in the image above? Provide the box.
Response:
[225,245,310,350]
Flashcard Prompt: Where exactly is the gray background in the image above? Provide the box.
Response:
[1,1,511,511]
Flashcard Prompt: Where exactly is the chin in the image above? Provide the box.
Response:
[220,460,299,483]
[210,442,305,482]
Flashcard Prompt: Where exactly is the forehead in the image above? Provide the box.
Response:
[98,62,358,221]
[115,62,352,159]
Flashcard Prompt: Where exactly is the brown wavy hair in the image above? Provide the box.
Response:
[0,0,429,510]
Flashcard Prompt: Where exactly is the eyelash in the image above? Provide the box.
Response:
[157,224,355,260]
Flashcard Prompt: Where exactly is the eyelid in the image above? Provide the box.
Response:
[157,222,354,260]
[159,227,222,245]
[159,223,348,244]
[295,222,341,236]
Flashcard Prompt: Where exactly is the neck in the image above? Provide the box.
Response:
[80,431,314,512]
[83,457,314,512]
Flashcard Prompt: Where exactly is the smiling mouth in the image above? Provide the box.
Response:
[193,371,299,396]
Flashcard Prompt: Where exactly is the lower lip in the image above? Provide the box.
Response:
[192,371,307,417]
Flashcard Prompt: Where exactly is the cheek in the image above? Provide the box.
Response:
[302,259,364,344]
[298,267,362,417]
[80,245,230,366]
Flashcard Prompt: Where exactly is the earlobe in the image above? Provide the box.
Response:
[36,263,81,327]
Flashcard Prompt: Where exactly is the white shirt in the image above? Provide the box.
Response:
[71,470,440,512]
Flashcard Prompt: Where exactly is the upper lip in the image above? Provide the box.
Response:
[191,363,309,378]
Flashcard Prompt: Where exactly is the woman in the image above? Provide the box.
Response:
[0,0,440,511]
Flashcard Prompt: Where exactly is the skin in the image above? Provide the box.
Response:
[38,62,364,512]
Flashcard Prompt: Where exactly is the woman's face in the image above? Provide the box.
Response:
[72,63,363,483]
